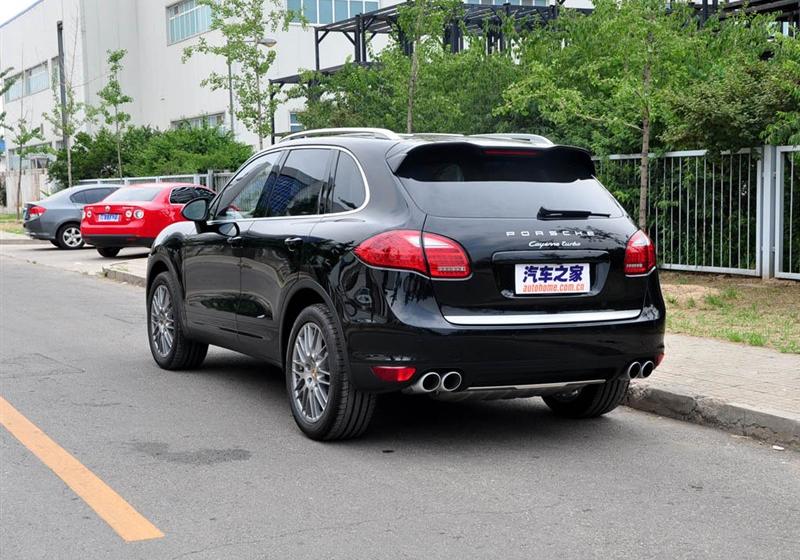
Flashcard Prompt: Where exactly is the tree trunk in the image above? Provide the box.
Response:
[16,155,23,220]
[66,137,73,189]
[406,3,425,134]
[256,69,263,150]
[115,119,122,179]
[638,60,652,232]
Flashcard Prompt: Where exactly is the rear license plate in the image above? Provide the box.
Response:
[515,263,590,295]
[98,213,120,222]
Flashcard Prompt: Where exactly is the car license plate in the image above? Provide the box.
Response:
[98,213,120,222]
[515,263,590,295]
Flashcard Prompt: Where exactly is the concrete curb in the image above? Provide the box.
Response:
[0,238,48,245]
[625,383,800,450]
[102,265,146,287]
[94,264,800,450]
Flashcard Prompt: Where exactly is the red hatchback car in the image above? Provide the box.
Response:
[81,183,215,257]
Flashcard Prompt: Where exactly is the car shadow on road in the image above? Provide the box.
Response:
[195,352,637,452]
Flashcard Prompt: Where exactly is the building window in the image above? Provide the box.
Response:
[171,112,226,130]
[289,0,379,24]
[24,62,49,95]
[4,74,23,102]
[51,57,61,88]
[289,112,304,133]
[167,0,212,45]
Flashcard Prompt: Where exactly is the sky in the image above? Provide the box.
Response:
[0,0,40,26]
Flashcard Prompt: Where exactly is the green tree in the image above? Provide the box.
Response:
[0,67,14,130]
[43,67,91,189]
[183,0,290,149]
[4,117,45,218]
[94,49,132,178]
[500,0,700,229]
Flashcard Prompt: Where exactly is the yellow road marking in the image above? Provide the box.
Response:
[0,396,164,542]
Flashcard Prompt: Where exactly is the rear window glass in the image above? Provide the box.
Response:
[169,186,215,204]
[395,144,622,219]
[103,186,162,202]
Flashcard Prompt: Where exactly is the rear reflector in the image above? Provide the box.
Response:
[624,230,656,276]
[371,366,416,383]
[354,230,471,279]
[655,352,665,367]
[28,205,46,217]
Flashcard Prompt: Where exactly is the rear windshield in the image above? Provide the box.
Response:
[103,186,162,202]
[395,145,623,218]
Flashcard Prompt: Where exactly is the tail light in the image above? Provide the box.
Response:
[624,230,656,276]
[133,209,144,219]
[354,230,471,279]
[28,205,46,217]
[86,209,93,218]
[125,210,132,218]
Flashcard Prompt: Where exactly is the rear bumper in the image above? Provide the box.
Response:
[82,234,155,248]
[339,267,666,393]
[23,219,53,240]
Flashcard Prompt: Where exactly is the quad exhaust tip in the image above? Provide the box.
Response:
[403,370,463,394]
[626,361,642,379]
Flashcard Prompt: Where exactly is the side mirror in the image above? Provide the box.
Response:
[217,221,239,238]
[181,198,209,222]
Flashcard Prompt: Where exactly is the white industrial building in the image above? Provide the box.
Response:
[0,0,591,171]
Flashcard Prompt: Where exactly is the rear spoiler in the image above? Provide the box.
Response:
[386,141,596,178]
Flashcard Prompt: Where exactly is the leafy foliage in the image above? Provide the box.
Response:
[47,126,252,187]
[93,49,133,178]
[183,0,290,149]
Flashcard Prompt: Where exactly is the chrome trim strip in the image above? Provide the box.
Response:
[280,127,402,142]
[444,309,641,326]
[466,379,606,392]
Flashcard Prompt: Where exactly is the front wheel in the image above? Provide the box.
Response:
[542,379,629,418]
[147,272,208,370]
[97,247,121,258]
[286,304,375,440]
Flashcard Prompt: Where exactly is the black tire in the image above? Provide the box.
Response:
[147,271,208,370]
[285,303,375,441]
[49,240,60,247]
[55,222,84,249]
[542,379,629,418]
[97,247,121,258]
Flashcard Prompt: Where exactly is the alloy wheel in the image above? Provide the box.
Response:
[62,226,83,248]
[150,284,175,357]
[291,322,331,422]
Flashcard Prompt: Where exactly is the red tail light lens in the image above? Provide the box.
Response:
[28,205,46,217]
[354,230,471,279]
[624,230,656,276]
[371,366,416,383]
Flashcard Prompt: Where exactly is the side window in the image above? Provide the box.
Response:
[267,149,330,217]
[69,191,87,204]
[214,153,281,220]
[82,188,114,204]
[170,187,215,204]
[328,152,366,213]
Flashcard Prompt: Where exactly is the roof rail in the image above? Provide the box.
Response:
[470,133,554,145]
[279,127,402,143]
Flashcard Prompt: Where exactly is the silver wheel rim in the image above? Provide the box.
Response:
[291,323,331,423]
[150,285,175,357]
[63,226,82,247]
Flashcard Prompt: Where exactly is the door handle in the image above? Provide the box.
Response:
[226,236,244,247]
[284,237,304,251]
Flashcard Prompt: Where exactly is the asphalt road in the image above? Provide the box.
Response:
[1,256,799,560]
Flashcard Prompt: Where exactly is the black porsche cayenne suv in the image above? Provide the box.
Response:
[146,128,665,440]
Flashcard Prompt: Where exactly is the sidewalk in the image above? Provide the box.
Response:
[0,230,45,245]
[4,247,799,448]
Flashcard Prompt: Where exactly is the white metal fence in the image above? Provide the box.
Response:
[76,147,799,281]
[596,145,799,280]
[77,170,235,192]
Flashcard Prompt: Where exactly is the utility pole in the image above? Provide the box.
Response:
[56,21,69,185]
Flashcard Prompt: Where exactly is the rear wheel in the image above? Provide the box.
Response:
[56,223,84,249]
[49,240,60,247]
[97,247,121,258]
[542,379,629,418]
[147,272,208,370]
[285,304,375,440]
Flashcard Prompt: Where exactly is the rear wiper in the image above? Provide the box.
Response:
[537,207,611,220]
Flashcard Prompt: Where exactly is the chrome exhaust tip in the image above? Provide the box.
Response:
[403,371,441,394]
[641,361,655,378]
[440,371,462,392]
[626,361,642,379]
